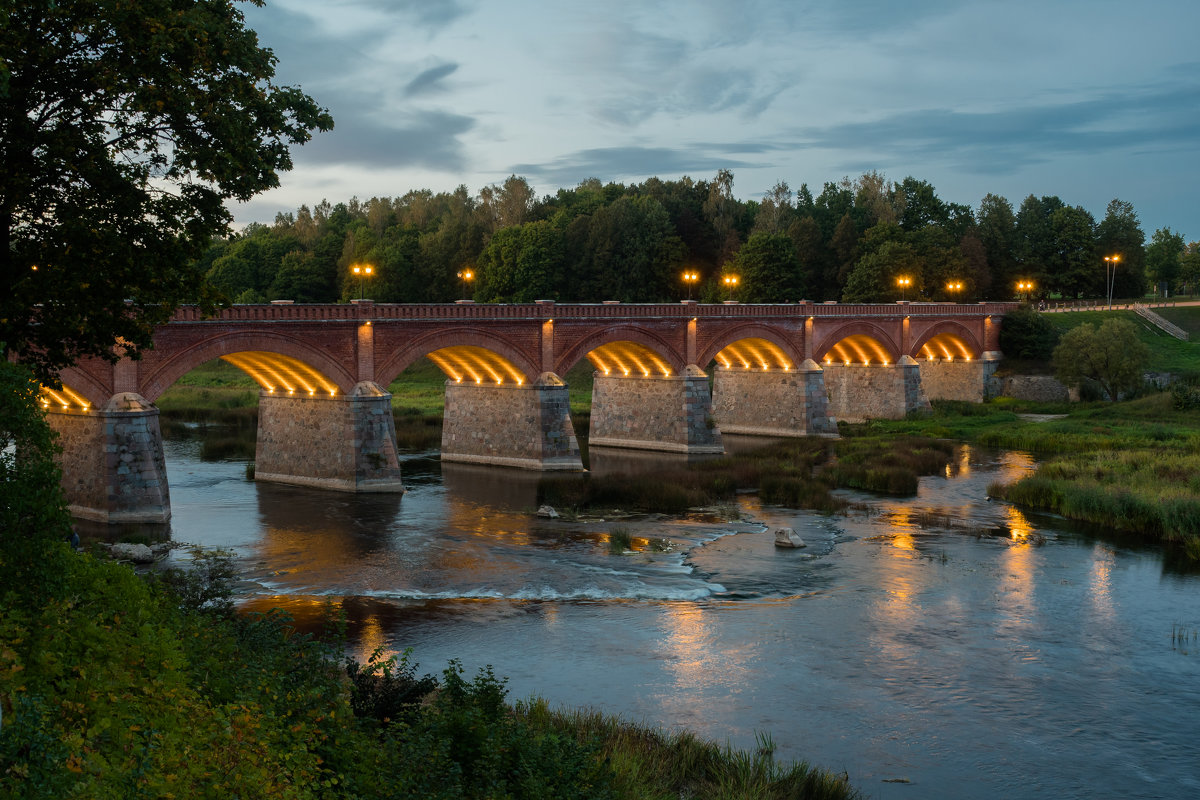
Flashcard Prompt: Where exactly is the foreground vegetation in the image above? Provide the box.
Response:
[3,362,859,798]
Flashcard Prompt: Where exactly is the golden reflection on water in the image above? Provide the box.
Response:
[1088,543,1116,626]
[663,603,716,690]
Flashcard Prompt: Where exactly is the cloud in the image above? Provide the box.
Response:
[404,63,460,97]
[350,0,474,30]
[299,108,476,172]
[512,145,761,185]
[795,80,1200,175]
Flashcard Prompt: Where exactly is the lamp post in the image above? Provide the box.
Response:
[456,268,474,300]
[1016,279,1035,303]
[722,274,739,301]
[682,270,699,300]
[1104,255,1120,309]
[351,264,374,300]
[946,280,964,302]
[896,275,912,301]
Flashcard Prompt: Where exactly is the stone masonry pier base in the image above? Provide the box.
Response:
[711,360,838,437]
[255,382,405,492]
[48,393,171,523]
[441,373,583,470]
[917,352,1002,403]
[823,355,931,423]
[589,365,724,454]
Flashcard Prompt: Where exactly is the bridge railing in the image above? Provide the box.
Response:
[171,301,1017,323]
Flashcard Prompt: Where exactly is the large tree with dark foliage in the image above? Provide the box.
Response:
[0,0,331,383]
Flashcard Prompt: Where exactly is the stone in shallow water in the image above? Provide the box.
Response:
[536,505,559,519]
[773,527,806,548]
[109,542,156,563]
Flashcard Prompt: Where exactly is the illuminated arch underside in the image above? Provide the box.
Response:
[587,341,672,378]
[39,383,92,411]
[919,333,975,361]
[714,338,792,371]
[221,352,340,396]
[822,335,895,366]
[426,346,526,385]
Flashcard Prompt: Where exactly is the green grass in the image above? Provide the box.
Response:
[1155,305,1200,337]
[1042,310,1200,376]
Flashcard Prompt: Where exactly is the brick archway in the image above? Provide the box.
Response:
[812,321,901,363]
[696,323,804,369]
[376,327,541,386]
[554,324,685,376]
[137,332,359,403]
[910,320,983,358]
[52,366,116,408]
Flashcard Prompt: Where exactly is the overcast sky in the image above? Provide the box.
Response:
[236,0,1200,240]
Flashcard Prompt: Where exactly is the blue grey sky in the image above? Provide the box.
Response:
[236,0,1200,240]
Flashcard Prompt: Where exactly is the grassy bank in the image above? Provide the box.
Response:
[858,395,1200,558]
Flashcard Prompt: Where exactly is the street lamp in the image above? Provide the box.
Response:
[351,263,374,300]
[682,270,699,300]
[1104,255,1120,309]
[896,275,912,301]
[722,274,739,301]
[456,268,474,300]
[1016,279,1035,303]
[946,280,964,302]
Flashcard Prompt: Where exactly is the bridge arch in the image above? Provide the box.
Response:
[377,327,540,387]
[697,324,804,371]
[49,368,114,409]
[138,332,358,403]
[554,325,684,377]
[911,321,983,360]
[812,322,901,366]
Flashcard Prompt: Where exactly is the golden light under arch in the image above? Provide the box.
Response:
[714,337,793,371]
[38,383,92,411]
[919,333,975,362]
[426,345,526,385]
[220,351,340,396]
[587,341,673,378]
[822,334,895,367]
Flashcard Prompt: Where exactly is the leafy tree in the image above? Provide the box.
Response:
[729,232,805,302]
[998,306,1060,360]
[1053,319,1150,401]
[842,239,920,302]
[476,220,565,302]
[1096,199,1147,299]
[1180,241,1200,295]
[1047,205,1097,299]
[976,193,1017,299]
[1145,227,1185,295]
[1014,195,1065,295]
[0,0,332,383]
[580,195,683,301]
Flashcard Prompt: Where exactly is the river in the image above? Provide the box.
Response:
[124,433,1199,799]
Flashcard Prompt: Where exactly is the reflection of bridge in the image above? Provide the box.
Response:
[45,300,1012,522]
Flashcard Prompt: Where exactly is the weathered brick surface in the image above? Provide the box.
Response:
[441,377,583,470]
[47,395,170,523]
[590,368,723,453]
[711,363,837,437]
[255,384,405,492]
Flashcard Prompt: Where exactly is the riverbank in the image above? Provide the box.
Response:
[854,395,1200,559]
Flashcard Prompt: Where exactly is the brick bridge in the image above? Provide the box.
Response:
[45,299,1012,523]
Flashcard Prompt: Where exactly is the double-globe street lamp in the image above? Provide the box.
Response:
[456,268,474,300]
[896,275,912,301]
[722,274,739,301]
[682,270,700,300]
[351,263,373,300]
[1016,279,1035,303]
[946,280,964,301]
[1104,254,1120,309]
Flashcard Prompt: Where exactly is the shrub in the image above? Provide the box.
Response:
[999,305,1061,360]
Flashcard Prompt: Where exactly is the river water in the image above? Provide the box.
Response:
[140,435,1198,799]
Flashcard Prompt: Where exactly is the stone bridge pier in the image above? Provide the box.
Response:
[255,381,405,492]
[710,360,838,437]
[588,365,723,454]
[440,373,583,470]
[821,356,930,422]
[47,394,170,524]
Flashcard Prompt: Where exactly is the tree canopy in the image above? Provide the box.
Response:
[1052,319,1150,402]
[0,0,332,383]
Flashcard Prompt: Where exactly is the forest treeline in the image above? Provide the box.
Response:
[201,170,1200,305]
